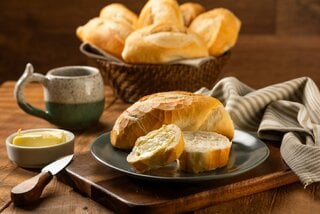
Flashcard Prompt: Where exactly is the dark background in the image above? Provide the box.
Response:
[1,0,320,88]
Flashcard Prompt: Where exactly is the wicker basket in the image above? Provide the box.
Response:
[80,43,231,103]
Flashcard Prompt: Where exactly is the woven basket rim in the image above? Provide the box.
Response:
[80,42,229,68]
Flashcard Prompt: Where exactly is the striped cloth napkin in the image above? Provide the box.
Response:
[197,77,320,187]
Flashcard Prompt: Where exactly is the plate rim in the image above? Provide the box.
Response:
[90,130,270,182]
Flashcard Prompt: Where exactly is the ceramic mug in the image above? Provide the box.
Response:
[14,63,105,129]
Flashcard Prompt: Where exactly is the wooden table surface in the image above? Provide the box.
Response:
[1,82,320,214]
[1,0,320,213]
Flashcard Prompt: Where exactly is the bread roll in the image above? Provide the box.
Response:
[127,124,184,172]
[189,8,241,56]
[180,2,206,26]
[137,0,184,29]
[76,17,134,59]
[111,91,234,149]
[179,131,232,173]
[99,3,138,27]
[122,24,209,63]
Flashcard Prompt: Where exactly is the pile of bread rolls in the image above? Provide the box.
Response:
[76,0,241,64]
[111,91,234,173]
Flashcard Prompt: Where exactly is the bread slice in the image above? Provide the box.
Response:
[127,124,184,173]
[179,131,232,173]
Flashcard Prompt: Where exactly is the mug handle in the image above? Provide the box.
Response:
[14,63,51,122]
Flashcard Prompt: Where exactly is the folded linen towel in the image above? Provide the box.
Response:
[197,77,320,187]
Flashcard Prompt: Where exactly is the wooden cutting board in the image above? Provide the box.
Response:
[57,142,299,213]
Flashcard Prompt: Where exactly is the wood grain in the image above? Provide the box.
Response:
[1,0,319,85]
[11,171,53,207]
[1,0,320,212]
[0,82,120,213]
[1,82,320,213]
[277,0,320,35]
[221,35,320,88]
[57,146,299,213]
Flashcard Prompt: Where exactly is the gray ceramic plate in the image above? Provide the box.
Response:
[91,130,269,182]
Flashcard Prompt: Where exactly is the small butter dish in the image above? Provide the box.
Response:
[5,128,74,168]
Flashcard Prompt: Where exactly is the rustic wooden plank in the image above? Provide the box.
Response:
[1,0,319,85]
[3,177,112,214]
[221,35,320,89]
[0,0,276,34]
[195,189,279,214]
[1,81,320,213]
[277,0,320,35]
[0,0,277,84]
[0,82,54,211]
[189,0,276,34]
[199,182,320,214]
[0,82,120,213]
[271,183,320,213]
[57,141,299,213]
[0,0,319,212]
[2,34,320,90]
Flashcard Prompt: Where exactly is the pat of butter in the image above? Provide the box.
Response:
[12,130,67,147]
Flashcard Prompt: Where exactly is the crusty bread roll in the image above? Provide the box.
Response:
[180,2,206,26]
[137,0,184,29]
[189,8,241,56]
[127,124,184,172]
[179,131,232,173]
[122,24,209,63]
[76,17,134,59]
[99,3,138,27]
[111,91,234,149]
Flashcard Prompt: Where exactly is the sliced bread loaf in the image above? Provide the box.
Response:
[111,91,234,149]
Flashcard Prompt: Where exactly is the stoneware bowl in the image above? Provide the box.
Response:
[5,128,74,168]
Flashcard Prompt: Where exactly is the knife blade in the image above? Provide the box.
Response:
[41,154,73,175]
[11,154,73,206]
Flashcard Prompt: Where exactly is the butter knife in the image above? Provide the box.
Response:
[11,154,73,206]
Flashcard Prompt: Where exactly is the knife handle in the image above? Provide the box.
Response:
[11,171,53,206]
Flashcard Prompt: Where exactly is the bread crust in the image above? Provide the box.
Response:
[127,124,184,172]
[137,0,184,29]
[179,131,232,173]
[76,17,134,59]
[76,2,241,61]
[77,4,137,58]
[180,2,206,26]
[111,91,234,149]
[189,8,241,56]
[122,24,208,63]
[99,3,138,27]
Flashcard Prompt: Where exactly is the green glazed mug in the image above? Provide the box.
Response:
[14,63,105,130]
